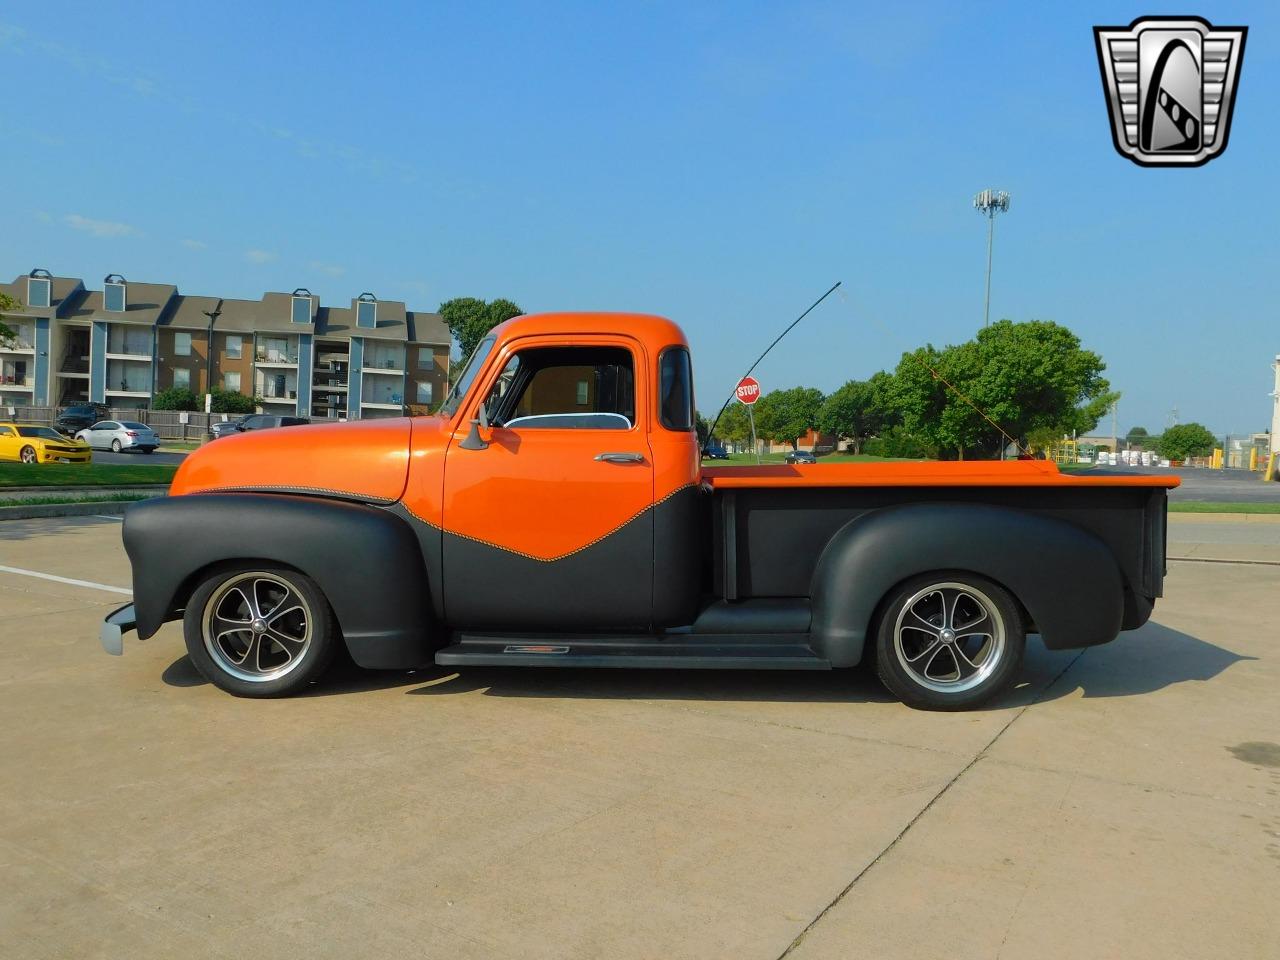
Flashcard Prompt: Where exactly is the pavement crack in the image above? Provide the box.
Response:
[774,649,1088,960]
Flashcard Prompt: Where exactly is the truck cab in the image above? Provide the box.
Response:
[106,312,1179,710]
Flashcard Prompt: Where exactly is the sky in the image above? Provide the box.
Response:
[2,1,1277,436]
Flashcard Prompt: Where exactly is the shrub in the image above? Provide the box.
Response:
[209,389,255,414]
[864,426,937,459]
[152,388,200,411]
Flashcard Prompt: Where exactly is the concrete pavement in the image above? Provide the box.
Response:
[0,517,1276,959]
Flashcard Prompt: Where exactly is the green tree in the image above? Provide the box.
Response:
[753,387,824,449]
[438,297,524,360]
[817,372,896,454]
[890,320,1115,459]
[714,402,753,448]
[209,389,255,414]
[1155,423,1217,461]
[0,292,19,346]
[1126,426,1150,448]
[152,387,200,411]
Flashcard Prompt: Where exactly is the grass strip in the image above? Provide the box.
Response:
[0,463,176,487]
[1168,501,1280,515]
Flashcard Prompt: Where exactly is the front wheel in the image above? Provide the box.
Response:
[19,445,37,464]
[874,572,1024,711]
[183,565,339,697]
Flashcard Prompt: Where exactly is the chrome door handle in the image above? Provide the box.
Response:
[594,452,645,463]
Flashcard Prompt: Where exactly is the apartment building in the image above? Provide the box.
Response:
[0,270,450,419]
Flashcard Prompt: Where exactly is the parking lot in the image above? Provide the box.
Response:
[1,516,1277,959]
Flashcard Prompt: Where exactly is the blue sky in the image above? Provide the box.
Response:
[2,1,1276,436]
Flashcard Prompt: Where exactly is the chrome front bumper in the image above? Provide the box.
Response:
[100,603,137,656]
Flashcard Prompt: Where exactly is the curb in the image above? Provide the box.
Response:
[0,483,170,495]
[1168,512,1280,524]
[0,496,162,521]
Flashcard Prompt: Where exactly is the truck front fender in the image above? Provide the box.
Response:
[809,502,1123,667]
[123,493,434,669]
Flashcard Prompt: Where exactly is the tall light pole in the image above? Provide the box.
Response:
[973,189,1011,327]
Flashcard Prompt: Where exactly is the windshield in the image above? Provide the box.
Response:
[17,427,64,440]
[440,336,496,416]
[121,421,148,430]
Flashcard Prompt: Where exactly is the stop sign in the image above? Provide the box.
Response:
[735,376,761,405]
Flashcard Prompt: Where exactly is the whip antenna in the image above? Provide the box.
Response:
[703,280,841,452]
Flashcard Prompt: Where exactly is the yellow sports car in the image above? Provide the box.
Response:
[0,422,92,464]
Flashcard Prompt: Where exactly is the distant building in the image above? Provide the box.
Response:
[0,269,450,419]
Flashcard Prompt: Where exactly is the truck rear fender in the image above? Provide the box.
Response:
[123,493,436,669]
[809,502,1124,666]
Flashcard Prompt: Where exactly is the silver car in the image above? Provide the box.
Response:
[76,420,159,454]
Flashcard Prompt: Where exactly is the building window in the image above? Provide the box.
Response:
[417,349,433,369]
[576,380,589,405]
[291,294,311,324]
[416,380,432,404]
[104,282,127,313]
[224,371,241,392]
[173,368,190,389]
[27,276,51,308]
[175,332,192,357]
[357,296,377,328]
[226,335,242,359]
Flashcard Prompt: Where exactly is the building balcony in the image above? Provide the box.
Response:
[106,388,152,398]
[260,395,297,405]
[256,357,299,368]
[0,342,35,353]
[0,378,34,391]
[362,365,404,376]
[106,350,152,361]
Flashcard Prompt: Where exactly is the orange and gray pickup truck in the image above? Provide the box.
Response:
[101,313,1179,710]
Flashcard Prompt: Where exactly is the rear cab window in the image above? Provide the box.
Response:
[658,347,694,431]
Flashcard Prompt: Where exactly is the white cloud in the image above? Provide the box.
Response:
[244,248,277,264]
[34,210,53,223]
[308,261,346,277]
[63,213,140,238]
[182,238,207,250]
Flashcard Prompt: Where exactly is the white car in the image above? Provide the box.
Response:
[75,420,159,454]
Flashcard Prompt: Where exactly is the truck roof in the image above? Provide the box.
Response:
[489,312,690,353]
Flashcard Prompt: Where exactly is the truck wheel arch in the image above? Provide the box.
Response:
[123,493,436,670]
[808,502,1124,667]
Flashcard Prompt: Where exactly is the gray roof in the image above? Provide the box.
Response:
[1,274,86,319]
[316,298,411,342]
[158,294,222,330]
[208,298,266,333]
[63,282,178,326]
[407,310,449,346]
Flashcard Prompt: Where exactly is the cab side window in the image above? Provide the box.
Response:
[494,347,635,430]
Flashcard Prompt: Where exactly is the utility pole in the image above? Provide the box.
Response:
[973,189,1011,327]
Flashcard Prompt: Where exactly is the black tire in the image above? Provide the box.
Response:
[873,571,1024,711]
[19,445,37,464]
[141,448,154,455]
[183,564,339,697]
[111,439,122,452]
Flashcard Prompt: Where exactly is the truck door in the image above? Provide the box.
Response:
[441,337,655,630]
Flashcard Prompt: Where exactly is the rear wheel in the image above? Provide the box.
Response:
[141,448,154,455]
[874,572,1024,711]
[183,565,338,697]
[111,439,122,452]
[19,445,37,464]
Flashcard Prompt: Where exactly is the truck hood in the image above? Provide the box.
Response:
[171,418,415,502]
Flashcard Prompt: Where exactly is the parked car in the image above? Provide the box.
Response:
[210,414,310,439]
[0,422,91,464]
[55,403,112,436]
[703,442,729,460]
[76,420,159,454]
[785,449,818,464]
[103,312,1178,711]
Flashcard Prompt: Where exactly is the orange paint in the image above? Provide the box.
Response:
[171,418,413,501]
[702,460,1181,489]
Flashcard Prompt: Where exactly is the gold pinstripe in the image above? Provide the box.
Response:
[189,483,397,504]
[400,482,699,563]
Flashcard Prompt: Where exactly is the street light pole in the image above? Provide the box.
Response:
[973,189,1011,327]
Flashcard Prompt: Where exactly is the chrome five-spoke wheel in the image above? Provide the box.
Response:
[875,573,1025,710]
[893,582,1004,694]
[203,573,313,682]
[184,565,337,697]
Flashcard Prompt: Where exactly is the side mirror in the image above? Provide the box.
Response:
[458,402,492,450]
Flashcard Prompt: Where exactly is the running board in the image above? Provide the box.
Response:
[435,634,830,671]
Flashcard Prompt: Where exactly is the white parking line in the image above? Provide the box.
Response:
[0,565,132,596]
